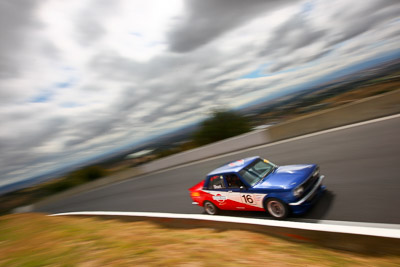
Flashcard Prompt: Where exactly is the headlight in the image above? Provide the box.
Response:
[313,167,320,177]
[293,186,304,197]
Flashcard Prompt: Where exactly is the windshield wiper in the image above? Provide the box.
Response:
[262,168,274,178]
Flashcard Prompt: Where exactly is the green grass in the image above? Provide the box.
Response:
[1,214,399,266]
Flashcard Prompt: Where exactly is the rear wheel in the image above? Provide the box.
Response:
[204,201,219,215]
[265,198,289,219]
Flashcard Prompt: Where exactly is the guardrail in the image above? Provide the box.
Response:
[51,211,400,255]
[142,129,270,173]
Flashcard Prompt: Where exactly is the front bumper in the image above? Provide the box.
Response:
[289,175,326,214]
[289,175,325,206]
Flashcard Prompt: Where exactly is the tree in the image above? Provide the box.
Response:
[193,110,251,146]
[43,165,108,194]
[70,166,107,182]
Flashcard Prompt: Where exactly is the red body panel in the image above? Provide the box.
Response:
[189,180,265,212]
[188,180,204,192]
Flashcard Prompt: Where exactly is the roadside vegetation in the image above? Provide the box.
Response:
[42,166,107,194]
[1,213,398,266]
[193,110,251,146]
[154,110,251,158]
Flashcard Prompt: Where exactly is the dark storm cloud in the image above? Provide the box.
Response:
[75,17,106,46]
[64,120,114,147]
[86,49,234,132]
[62,83,162,149]
[89,52,143,82]
[88,43,250,94]
[260,0,400,73]
[0,115,67,175]
[0,0,41,79]
[206,78,232,90]
[74,0,117,46]
[259,15,327,57]
[0,115,67,153]
[321,0,400,49]
[86,41,264,133]
[39,40,60,60]
[139,92,203,124]
[168,0,300,53]
[268,49,330,73]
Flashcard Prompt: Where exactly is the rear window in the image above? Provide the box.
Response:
[207,175,226,189]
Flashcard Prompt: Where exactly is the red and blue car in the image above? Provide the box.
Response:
[189,156,325,219]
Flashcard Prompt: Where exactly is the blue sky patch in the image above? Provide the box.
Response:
[61,102,80,108]
[31,92,52,103]
[240,63,306,79]
[130,32,143,37]
[240,64,270,79]
[301,0,315,15]
[56,81,72,88]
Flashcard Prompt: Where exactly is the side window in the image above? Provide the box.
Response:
[226,174,243,188]
[208,175,226,190]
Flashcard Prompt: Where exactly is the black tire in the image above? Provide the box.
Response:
[204,201,219,215]
[265,198,289,219]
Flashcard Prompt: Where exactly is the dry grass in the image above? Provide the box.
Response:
[320,81,400,107]
[0,214,399,267]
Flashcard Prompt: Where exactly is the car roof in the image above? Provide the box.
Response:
[207,156,260,176]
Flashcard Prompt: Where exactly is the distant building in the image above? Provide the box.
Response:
[125,149,154,159]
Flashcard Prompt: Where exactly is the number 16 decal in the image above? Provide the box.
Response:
[241,194,254,204]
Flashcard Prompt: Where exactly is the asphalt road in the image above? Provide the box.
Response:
[36,115,400,224]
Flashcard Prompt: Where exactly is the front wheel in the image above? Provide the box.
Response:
[204,201,219,215]
[265,198,289,219]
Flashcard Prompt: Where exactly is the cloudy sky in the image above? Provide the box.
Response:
[1,0,399,189]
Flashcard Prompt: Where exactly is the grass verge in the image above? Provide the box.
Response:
[0,214,399,266]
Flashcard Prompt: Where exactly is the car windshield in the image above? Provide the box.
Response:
[239,159,277,186]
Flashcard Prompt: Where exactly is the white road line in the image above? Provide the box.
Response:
[50,211,400,239]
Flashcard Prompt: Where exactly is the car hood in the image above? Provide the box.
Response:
[253,164,316,190]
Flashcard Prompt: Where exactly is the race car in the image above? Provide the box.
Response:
[189,156,325,219]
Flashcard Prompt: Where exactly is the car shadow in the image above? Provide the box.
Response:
[299,189,335,221]
[205,190,335,222]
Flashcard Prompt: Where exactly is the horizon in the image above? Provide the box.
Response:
[1,0,400,193]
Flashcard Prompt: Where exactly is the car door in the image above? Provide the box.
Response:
[231,173,266,211]
[225,173,248,210]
